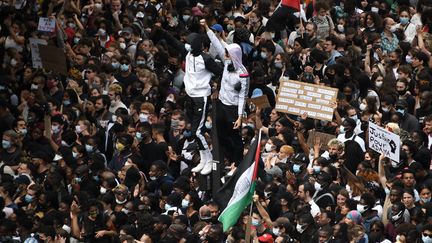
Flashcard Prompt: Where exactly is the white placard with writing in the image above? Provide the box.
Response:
[275,78,338,121]
[38,17,56,32]
[29,38,47,68]
[368,122,400,162]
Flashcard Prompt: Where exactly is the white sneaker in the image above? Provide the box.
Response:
[191,151,206,172]
[200,150,213,175]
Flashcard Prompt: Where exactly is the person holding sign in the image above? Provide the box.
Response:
[202,19,249,166]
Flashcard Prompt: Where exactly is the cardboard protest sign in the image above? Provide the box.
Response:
[29,38,47,68]
[306,130,336,151]
[38,45,68,75]
[275,78,338,121]
[248,95,271,110]
[368,122,400,162]
[38,17,56,32]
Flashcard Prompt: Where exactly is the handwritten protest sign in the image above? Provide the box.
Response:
[368,122,400,162]
[306,130,335,151]
[38,17,56,32]
[247,95,271,111]
[29,38,47,68]
[39,45,68,75]
[275,78,338,121]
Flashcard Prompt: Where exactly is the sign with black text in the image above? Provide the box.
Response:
[275,78,338,121]
[368,122,400,162]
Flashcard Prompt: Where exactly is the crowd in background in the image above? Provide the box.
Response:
[1,0,432,242]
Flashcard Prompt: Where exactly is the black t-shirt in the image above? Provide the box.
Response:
[139,141,167,175]
[115,72,139,92]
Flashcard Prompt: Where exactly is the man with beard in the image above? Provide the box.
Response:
[94,95,112,126]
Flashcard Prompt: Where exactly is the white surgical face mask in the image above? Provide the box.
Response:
[185,43,192,52]
[100,186,107,194]
[359,103,367,111]
[375,81,383,88]
[296,224,306,233]
[272,227,280,236]
[423,235,432,243]
[371,7,379,13]
[119,43,127,49]
[337,24,345,33]
[139,113,149,122]
[314,181,322,191]
[181,199,190,208]
[265,143,273,152]
[357,204,366,213]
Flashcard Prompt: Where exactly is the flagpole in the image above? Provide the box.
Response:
[245,129,262,243]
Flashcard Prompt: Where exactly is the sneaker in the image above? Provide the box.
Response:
[200,150,213,175]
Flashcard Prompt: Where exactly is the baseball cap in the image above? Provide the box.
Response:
[211,24,223,32]
[251,88,263,98]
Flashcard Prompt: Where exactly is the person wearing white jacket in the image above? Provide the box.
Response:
[202,20,249,166]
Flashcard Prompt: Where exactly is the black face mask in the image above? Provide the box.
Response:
[397,90,406,96]
[329,153,338,161]
[227,63,235,72]
[345,94,352,101]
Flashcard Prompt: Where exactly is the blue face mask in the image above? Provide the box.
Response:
[183,15,190,21]
[136,132,142,141]
[400,17,409,25]
[252,219,261,226]
[181,199,190,208]
[72,152,78,159]
[136,60,145,65]
[93,175,100,181]
[75,177,82,183]
[112,62,120,69]
[85,144,94,152]
[396,108,405,116]
[120,64,129,72]
[293,164,301,173]
[421,197,431,204]
[63,100,71,106]
[164,203,172,211]
[260,52,267,59]
[183,130,192,138]
[24,194,34,203]
[2,140,11,149]
[350,115,358,122]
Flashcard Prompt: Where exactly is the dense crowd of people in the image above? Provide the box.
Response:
[0,0,432,242]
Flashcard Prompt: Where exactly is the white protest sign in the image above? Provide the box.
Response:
[38,17,56,32]
[368,122,400,162]
[29,38,47,68]
[275,78,338,121]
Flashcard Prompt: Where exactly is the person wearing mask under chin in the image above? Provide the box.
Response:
[203,19,249,169]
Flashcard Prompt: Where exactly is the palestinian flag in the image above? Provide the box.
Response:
[215,130,262,232]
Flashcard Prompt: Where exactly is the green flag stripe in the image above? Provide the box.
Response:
[218,162,255,232]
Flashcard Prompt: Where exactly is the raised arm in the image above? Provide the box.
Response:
[201,19,225,60]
